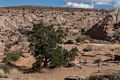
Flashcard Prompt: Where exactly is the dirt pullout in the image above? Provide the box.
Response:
[8,63,120,80]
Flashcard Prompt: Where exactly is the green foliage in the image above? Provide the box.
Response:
[75,37,81,43]
[67,48,79,61]
[94,58,101,67]
[50,47,79,67]
[112,29,120,43]
[27,22,79,72]
[50,46,68,67]
[27,22,64,57]
[87,71,120,80]
[94,59,101,63]
[27,22,65,70]
[3,51,23,64]
[0,64,10,74]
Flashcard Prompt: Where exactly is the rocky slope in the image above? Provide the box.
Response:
[0,6,120,57]
[0,6,120,80]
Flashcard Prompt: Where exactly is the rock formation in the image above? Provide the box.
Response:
[0,6,119,67]
[87,15,114,40]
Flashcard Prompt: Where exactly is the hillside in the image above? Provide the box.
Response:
[0,6,120,80]
[0,6,120,53]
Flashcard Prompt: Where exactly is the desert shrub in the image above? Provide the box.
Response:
[86,75,104,80]
[50,46,69,67]
[83,45,92,52]
[67,48,79,61]
[112,28,120,43]
[81,28,86,34]
[0,64,10,74]
[94,58,101,67]
[75,37,81,43]
[65,40,74,44]
[3,51,23,64]
[94,58,101,63]
[26,22,79,72]
[76,35,92,43]
[0,69,7,78]
[86,72,120,80]
[26,22,66,71]
[62,48,79,67]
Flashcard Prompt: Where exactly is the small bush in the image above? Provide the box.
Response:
[86,73,120,80]
[75,37,81,43]
[3,51,23,63]
[65,40,74,44]
[94,59,101,63]
[75,35,92,43]
[94,58,101,67]
[50,47,68,67]
[83,45,92,52]
[86,75,104,80]
[0,64,10,74]
[68,48,79,61]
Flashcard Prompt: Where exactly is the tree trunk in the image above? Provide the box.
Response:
[43,56,48,68]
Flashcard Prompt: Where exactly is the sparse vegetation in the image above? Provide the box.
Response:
[86,71,120,80]
[0,51,23,74]
[27,22,79,72]
[94,58,101,67]
[67,48,79,61]
[112,29,120,43]
[65,40,74,44]
[83,45,92,52]
[75,35,92,43]
[0,64,10,74]
[3,51,23,64]
[1,6,120,80]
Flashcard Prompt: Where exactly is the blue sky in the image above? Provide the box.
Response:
[0,0,119,8]
[0,0,65,7]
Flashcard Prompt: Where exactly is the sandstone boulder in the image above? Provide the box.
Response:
[11,54,35,69]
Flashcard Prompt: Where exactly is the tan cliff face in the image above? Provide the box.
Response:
[0,6,119,54]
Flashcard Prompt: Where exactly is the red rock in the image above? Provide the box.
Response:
[11,54,36,69]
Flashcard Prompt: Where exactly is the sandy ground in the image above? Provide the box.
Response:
[6,62,120,80]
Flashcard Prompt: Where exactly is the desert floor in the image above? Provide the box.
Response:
[6,62,120,80]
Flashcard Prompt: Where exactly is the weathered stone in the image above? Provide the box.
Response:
[10,55,35,69]
[87,15,114,40]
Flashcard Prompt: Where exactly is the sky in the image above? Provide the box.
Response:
[0,0,120,8]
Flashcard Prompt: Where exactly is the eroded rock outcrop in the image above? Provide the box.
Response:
[87,15,114,40]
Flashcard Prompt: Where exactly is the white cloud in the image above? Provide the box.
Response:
[93,0,113,5]
[65,2,93,8]
[65,0,120,8]
[114,0,120,7]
